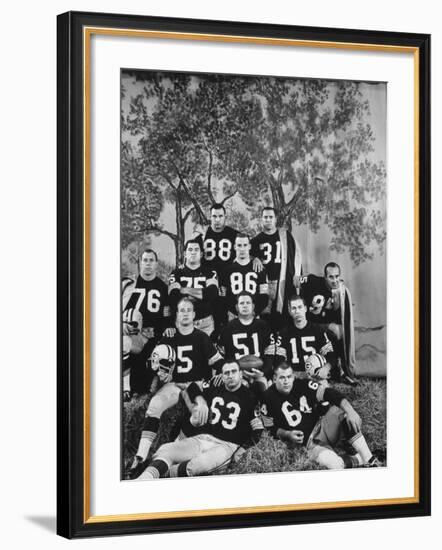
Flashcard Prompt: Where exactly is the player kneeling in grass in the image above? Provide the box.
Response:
[137,361,264,479]
[262,363,381,469]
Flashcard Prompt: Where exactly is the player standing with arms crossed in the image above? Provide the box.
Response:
[168,239,219,336]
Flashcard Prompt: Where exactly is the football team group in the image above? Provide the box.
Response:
[122,203,381,481]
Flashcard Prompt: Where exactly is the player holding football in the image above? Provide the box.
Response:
[220,233,269,320]
[261,362,381,469]
[218,291,274,379]
[251,206,302,328]
[168,239,219,336]
[137,360,264,479]
[126,297,223,478]
[275,295,336,379]
[299,262,357,385]
[122,249,170,395]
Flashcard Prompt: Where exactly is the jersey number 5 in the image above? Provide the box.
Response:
[176,346,193,373]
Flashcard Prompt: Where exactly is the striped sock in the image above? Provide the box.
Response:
[136,416,160,461]
[137,431,156,461]
[342,453,363,468]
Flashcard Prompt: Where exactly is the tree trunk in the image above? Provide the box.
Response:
[175,188,185,266]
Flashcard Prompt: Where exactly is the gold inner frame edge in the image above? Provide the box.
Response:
[82,26,420,524]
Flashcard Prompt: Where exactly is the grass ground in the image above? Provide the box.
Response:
[123,377,386,477]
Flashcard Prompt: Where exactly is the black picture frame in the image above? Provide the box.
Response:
[57,10,431,539]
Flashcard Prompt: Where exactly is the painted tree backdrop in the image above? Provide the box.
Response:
[121,71,387,375]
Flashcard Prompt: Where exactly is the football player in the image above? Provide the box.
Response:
[262,362,381,469]
[275,295,336,379]
[218,291,274,379]
[137,361,264,479]
[168,239,219,336]
[220,233,269,320]
[299,262,357,385]
[196,203,238,274]
[122,249,170,395]
[126,297,223,478]
[251,206,302,329]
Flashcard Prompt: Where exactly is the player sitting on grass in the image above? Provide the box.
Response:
[136,361,264,479]
[261,362,381,469]
[125,297,223,479]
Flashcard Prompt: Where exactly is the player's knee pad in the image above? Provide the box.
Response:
[313,447,345,470]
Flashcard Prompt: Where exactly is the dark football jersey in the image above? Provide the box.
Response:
[198,226,238,274]
[251,231,282,281]
[220,260,269,316]
[275,322,331,372]
[300,274,341,324]
[168,264,218,321]
[263,379,325,445]
[161,328,220,383]
[202,383,263,445]
[218,318,273,361]
[123,276,170,333]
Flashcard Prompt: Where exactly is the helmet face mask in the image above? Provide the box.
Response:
[149,344,176,378]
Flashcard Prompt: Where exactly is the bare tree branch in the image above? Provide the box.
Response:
[170,160,208,224]
[183,206,196,223]
[221,188,238,205]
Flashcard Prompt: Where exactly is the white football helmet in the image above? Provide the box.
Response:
[149,344,176,378]
[305,353,331,380]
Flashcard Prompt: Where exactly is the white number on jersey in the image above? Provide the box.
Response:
[180,276,206,289]
[281,401,302,427]
[204,238,232,261]
[131,289,161,313]
[289,336,317,364]
[232,332,260,359]
[177,345,193,373]
[210,397,241,430]
[230,271,257,294]
[260,241,282,264]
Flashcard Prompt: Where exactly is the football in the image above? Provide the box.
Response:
[238,354,264,372]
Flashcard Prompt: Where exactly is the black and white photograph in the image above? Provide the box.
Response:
[120,69,387,481]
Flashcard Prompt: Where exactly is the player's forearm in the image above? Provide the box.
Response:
[187,382,203,402]
[181,287,203,300]
[339,398,357,417]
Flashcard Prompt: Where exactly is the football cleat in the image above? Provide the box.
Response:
[365,455,382,467]
[125,455,148,479]
[305,354,331,380]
